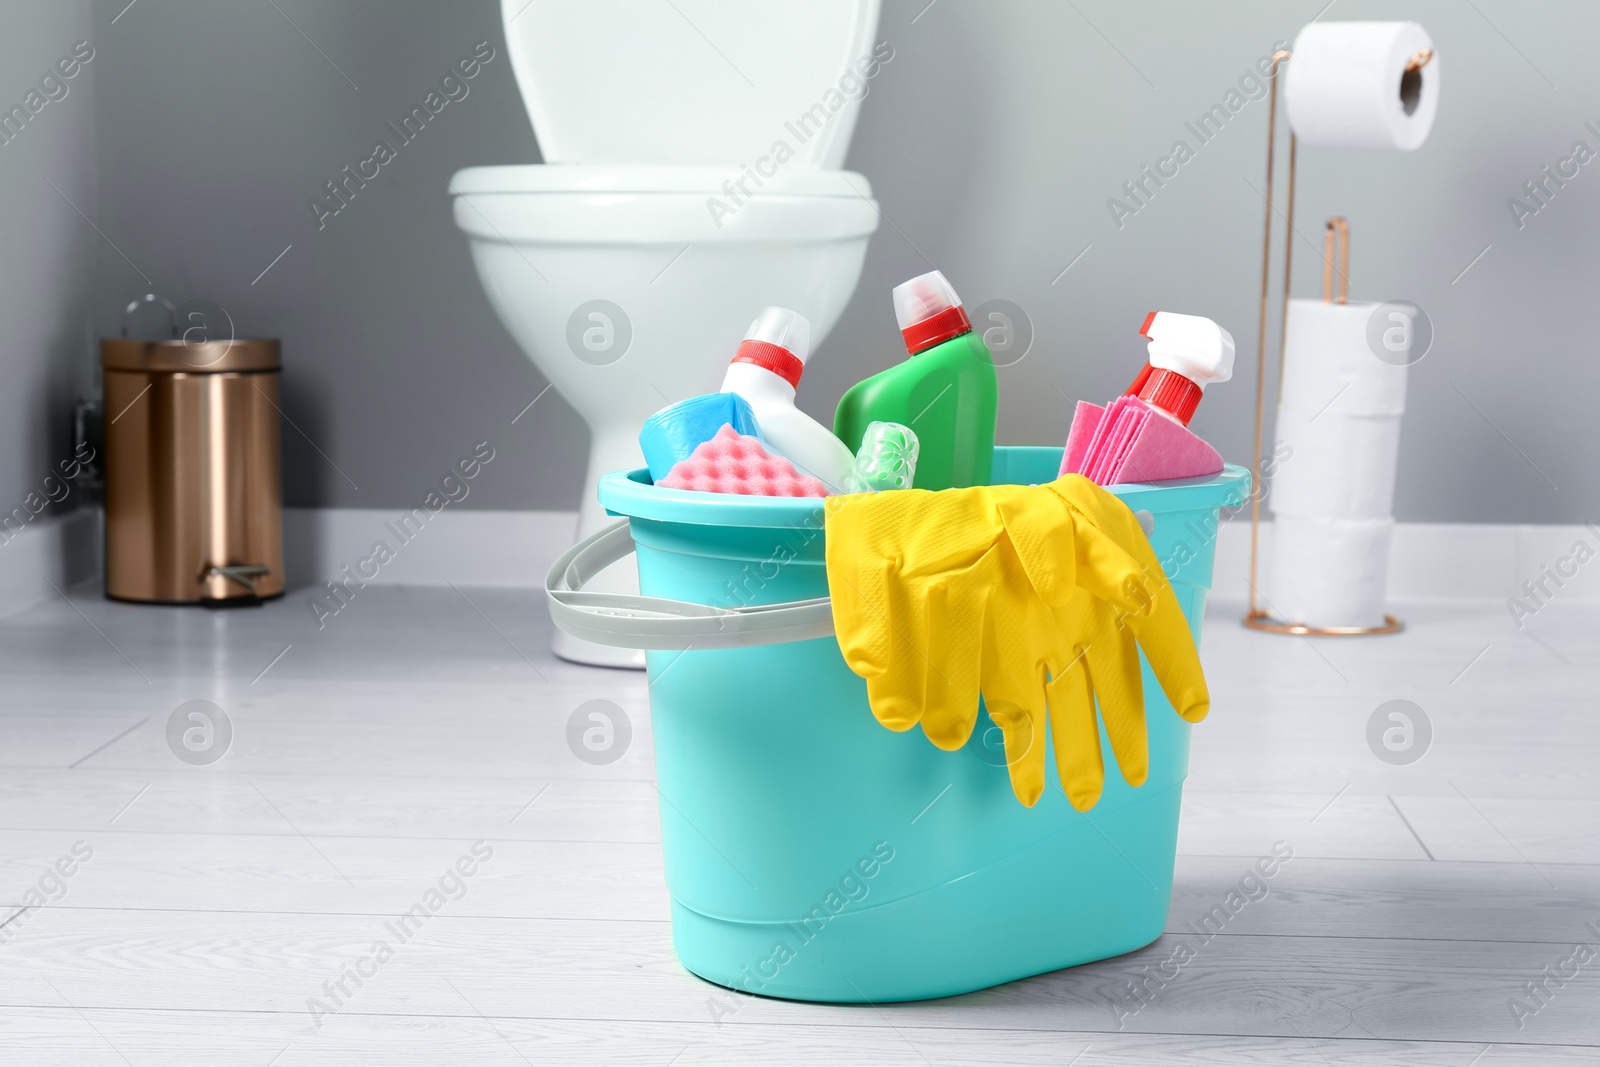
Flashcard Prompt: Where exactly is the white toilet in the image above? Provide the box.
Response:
[453,0,883,667]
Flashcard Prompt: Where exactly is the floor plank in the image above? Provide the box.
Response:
[0,584,1595,1062]
[2,1006,1590,1067]
[3,907,1599,1045]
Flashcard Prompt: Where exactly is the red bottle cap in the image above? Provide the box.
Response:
[1130,367,1203,425]
[730,307,811,388]
[893,271,972,355]
[732,340,805,389]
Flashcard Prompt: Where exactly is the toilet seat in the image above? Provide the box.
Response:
[450,164,873,198]
[451,165,879,244]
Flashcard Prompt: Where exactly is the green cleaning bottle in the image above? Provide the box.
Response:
[834,271,997,490]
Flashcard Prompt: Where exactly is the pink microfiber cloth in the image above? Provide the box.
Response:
[1061,400,1104,475]
[1060,396,1223,485]
[659,424,830,497]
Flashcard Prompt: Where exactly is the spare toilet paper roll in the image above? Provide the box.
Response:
[1280,298,1409,416]
[1270,405,1402,520]
[1267,514,1394,628]
[1271,297,1409,517]
[1286,21,1440,151]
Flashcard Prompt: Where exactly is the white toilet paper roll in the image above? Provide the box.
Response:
[1272,297,1409,521]
[1280,299,1409,416]
[1268,297,1410,625]
[1270,405,1402,520]
[1286,21,1439,151]
[1267,514,1394,628]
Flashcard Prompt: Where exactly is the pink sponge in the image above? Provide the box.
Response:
[659,425,830,497]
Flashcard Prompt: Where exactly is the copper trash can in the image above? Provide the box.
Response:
[102,300,284,605]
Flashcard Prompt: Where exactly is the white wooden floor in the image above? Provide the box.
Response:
[1,580,1596,1065]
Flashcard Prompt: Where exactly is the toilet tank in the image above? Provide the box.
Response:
[500,0,882,168]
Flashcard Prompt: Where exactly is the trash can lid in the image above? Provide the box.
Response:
[101,338,280,373]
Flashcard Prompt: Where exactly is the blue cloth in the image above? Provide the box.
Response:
[639,392,762,482]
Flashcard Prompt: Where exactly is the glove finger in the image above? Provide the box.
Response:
[835,555,930,731]
[1070,514,1153,614]
[1098,558,1210,725]
[1051,473,1157,558]
[1081,613,1150,787]
[919,576,983,750]
[972,547,1062,806]
[1047,649,1105,811]
[994,487,1077,606]
[824,494,898,677]
[979,548,1054,714]
[1047,475,1162,613]
[1125,594,1211,724]
[1093,517,1210,726]
[1049,478,1212,725]
[988,688,1047,807]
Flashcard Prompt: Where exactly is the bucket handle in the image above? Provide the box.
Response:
[544,519,836,651]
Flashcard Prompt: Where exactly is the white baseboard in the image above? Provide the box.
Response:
[1212,517,1600,604]
[8,507,1591,613]
[0,507,578,618]
[283,507,578,591]
[0,508,102,618]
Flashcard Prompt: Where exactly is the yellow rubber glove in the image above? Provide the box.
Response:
[1045,474,1211,733]
[977,483,1206,808]
[823,484,1076,752]
[824,475,1208,810]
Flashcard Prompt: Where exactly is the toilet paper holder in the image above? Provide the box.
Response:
[1241,43,1432,638]
[1321,217,1349,306]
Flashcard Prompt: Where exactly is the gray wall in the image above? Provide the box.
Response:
[0,2,97,520]
[73,0,1600,521]
[87,0,566,512]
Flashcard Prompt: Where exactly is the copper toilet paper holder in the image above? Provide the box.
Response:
[1239,48,1429,638]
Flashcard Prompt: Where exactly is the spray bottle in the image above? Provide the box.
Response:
[1124,311,1235,424]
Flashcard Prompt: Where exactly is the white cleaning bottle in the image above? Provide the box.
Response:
[720,307,862,492]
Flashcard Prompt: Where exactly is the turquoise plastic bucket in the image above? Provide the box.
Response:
[549,447,1249,1003]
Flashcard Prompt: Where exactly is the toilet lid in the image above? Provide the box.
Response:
[502,0,882,168]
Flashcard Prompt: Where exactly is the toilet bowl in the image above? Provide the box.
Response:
[453,0,883,667]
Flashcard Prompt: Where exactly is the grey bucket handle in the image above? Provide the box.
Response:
[544,519,836,651]
[544,510,1156,652]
